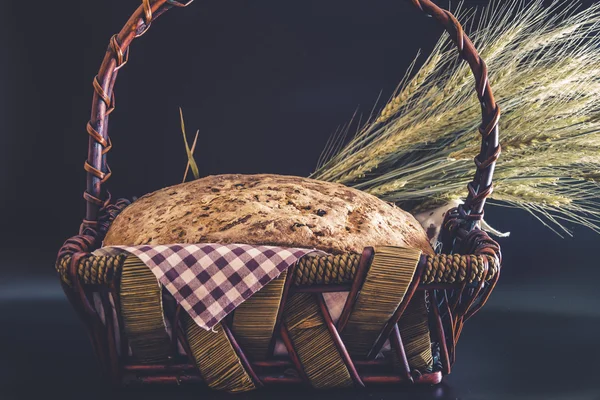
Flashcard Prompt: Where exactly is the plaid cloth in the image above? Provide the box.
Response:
[95,244,320,330]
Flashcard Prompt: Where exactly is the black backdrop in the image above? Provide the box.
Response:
[1,1,599,399]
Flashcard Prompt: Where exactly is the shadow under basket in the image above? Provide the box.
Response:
[55,0,503,393]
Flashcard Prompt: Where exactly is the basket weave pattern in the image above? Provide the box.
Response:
[55,0,503,391]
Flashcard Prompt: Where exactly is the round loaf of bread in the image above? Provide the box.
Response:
[104,174,433,255]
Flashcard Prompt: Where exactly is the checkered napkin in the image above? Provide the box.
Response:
[95,244,320,330]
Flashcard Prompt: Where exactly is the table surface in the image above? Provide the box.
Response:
[2,266,599,400]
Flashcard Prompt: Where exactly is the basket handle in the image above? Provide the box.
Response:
[80,0,500,236]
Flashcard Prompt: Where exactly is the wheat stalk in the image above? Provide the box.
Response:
[179,108,201,182]
[312,0,600,236]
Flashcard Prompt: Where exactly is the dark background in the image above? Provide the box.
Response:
[1,0,599,399]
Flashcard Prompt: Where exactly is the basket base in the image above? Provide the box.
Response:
[121,362,443,388]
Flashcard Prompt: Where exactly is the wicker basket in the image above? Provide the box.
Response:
[56,0,502,392]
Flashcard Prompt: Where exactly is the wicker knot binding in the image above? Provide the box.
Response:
[293,253,360,286]
[56,246,500,288]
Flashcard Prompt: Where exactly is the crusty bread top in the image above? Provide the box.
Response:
[104,174,433,255]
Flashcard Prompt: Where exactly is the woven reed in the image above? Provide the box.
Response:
[119,256,172,363]
[293,253,360,286]
[57,252,496,288]
[184,315,255,393]
[421,254,497,284]
[59,247,496,387]
[231,270,287,360]
[397,293,433,371]
[284,293,353,388]
[342,247,421,357]
[56,253,126,286]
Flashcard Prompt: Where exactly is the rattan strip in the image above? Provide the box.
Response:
[397,293,433,372]
[342,246,422,357]
[119,256,172,364]
[422,254,496,284]
[57,252,497,287]
[56,253,126,286]
[231,270,287,360]
[293,253,360,286]
[183,315,255,393]
[284,293,353,389]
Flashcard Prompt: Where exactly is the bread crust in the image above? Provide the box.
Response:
[104,174,433,255]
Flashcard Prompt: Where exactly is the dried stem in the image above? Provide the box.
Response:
[312,0,600,236]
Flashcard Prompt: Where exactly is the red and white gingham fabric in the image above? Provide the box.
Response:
[95,244,321,330]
